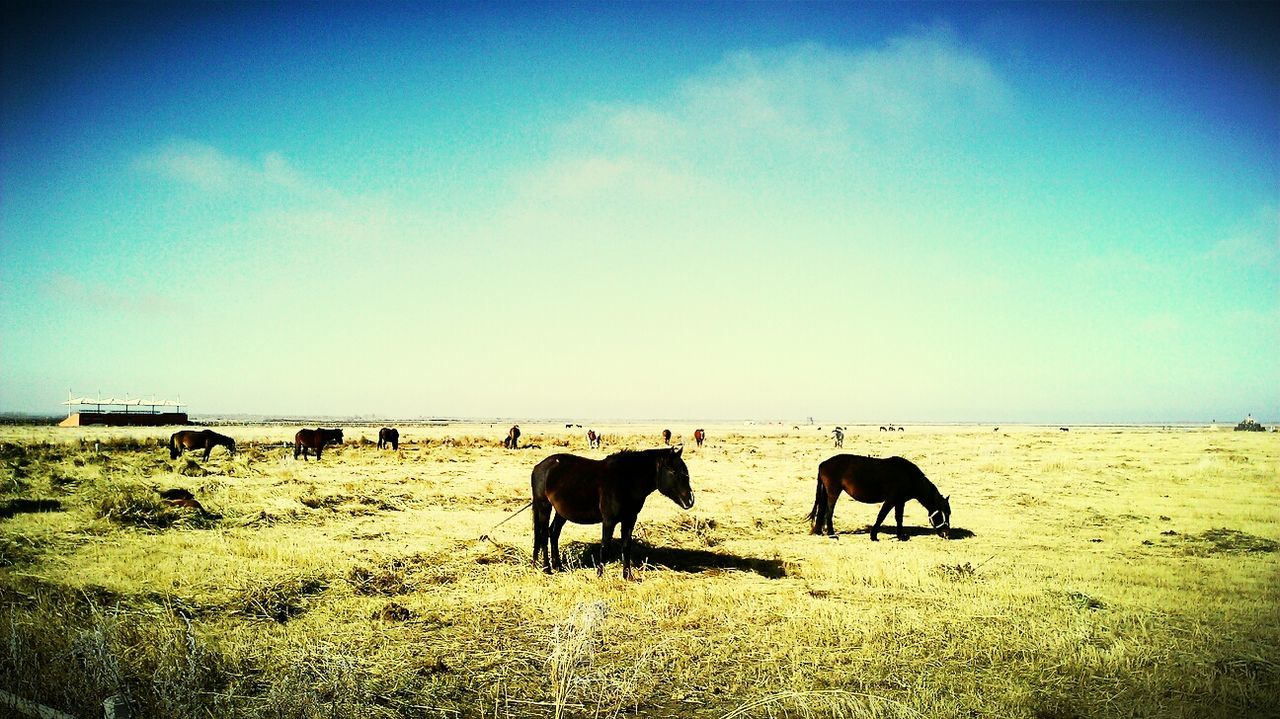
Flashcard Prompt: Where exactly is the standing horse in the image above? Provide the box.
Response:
[661,429,672,445]
[532,446,694,579]
[693,429,705,447]
[831,427,844,448]
[587,429,600,449]
[808,454,951,541]
[294,428,344,461]
[377,427,399,450]
[169,430,236,461]
[504,425,521,449]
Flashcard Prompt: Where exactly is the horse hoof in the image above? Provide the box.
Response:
[870,536,879,542]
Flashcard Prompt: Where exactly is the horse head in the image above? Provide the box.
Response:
[927,494,952,539]
[656,445,694,510]
[226,437,237,455]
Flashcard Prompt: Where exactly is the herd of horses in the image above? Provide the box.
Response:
[165,424,954,579]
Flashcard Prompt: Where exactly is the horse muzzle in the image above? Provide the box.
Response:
[679,493,694,510]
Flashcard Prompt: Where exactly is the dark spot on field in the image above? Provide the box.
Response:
[373,601,414,622]
[1179,528,1278,556]
[0,497,62,518]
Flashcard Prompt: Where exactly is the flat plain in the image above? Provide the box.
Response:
[1,422,1276,718]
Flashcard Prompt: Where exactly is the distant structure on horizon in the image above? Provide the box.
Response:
[1234,415,1267,432]
[59,392,188,427]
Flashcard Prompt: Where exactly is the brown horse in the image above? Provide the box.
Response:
[504,425,521,449]
[662,429,672,445]
[587,429,600,449]
[169,430,236,461]
[531,446,694,579]
[693,429,705,447]
[294,428,344,461]
[808,454,951,541]
[378,427,399,450]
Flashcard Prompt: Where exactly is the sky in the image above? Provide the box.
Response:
[1,1,1276,423]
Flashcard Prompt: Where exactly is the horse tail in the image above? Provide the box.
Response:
[169,432,179,460]
[807,475,827,530]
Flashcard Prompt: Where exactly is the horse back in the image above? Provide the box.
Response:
[820,454,926,504]
[533,453,605,524]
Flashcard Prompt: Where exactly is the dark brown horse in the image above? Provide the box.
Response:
[532,446,694,579]
[662,429,672,445]
[169,430,236,461]
[587,429,600,449]
[504,425,521,449]
[808,454,951,541]
[693,429,705,447]
[378,427,399,450]
[294,428,344,461]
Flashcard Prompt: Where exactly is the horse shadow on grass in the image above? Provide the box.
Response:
[564,541,788,579]
[834,524,976,540]
[0,498,63,520]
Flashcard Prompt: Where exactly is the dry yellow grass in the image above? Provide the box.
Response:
[1,422,1276,718]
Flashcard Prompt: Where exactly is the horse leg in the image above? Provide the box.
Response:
[620,515,637,580]
[549,514,568,571]
[203,445,212,461]
[870,501,894,541]
[597,520,616,577]
[823,484,840,537]
[894,502,906,541]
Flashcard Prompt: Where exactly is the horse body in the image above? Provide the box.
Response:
[693,429,705,447]
[532,446,694,579]
[808,454,950,541]
[294,428,344,461]
[504,425,521,449]
[661,429,672,445]
[831,427,844,448]
[587,429,600,449]
[169,430,236,461]
[378,427,399,450]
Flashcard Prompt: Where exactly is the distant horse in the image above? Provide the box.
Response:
[832,427,844,448]
[808,454,951,541]
[532,446,694,579]
[169,430,235,461]
[662,429,672,445]
[587,429,600,449]
[694,429,705,447]
[294,428,344,461]
[377,427,399,450]
[1059,427,1070,432]
[879,426,887,432]
[504,425,521,449]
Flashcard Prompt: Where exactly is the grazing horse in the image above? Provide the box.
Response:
[294,428,344,461]
[169,430,236,461]
[662,429,672,445]
[879,426,887,432]
[532,446,694,579]
[693,428,705,447]
[504,425,521,449]
[1059,427,1070,432]
[831,427,844,448]
[808,454,951,541]
[377,427,399,450]
[587,429,600,449]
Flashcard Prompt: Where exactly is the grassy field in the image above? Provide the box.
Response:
[0,422,1276,719]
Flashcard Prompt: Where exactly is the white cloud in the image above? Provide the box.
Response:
[1206,205,1279,269]
[526,34,1011,204]
[136,139,326,198]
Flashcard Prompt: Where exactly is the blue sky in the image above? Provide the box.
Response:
[2,1,1276,422]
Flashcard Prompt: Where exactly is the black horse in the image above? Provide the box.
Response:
[377,427,399,450]
[808,454,951,541]
[504,425,521,449]
[532,446,694,579]
[294,428,344,461]
[169,430,236,461]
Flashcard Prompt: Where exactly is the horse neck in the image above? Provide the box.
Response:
[607,450,662,496]
[913,478,943,510]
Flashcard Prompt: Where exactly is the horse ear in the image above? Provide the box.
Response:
[674,445,683,457]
